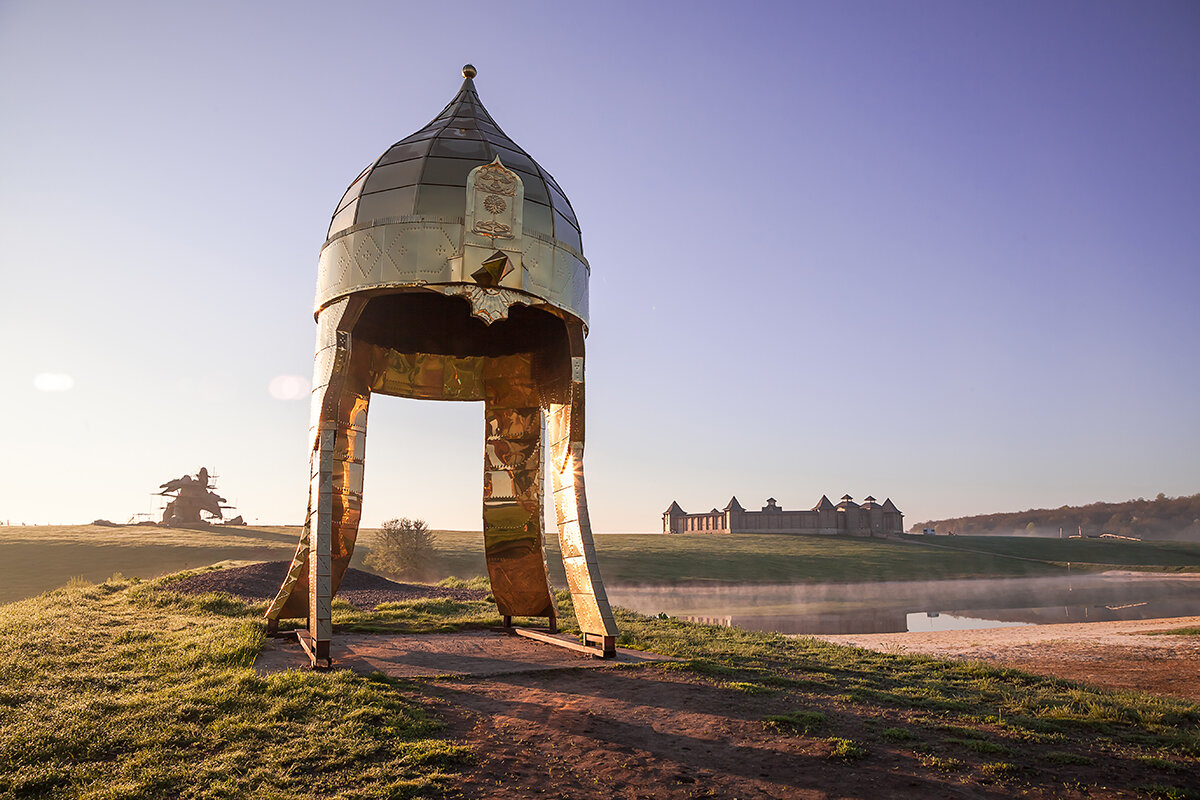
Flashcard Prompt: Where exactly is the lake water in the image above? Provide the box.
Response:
[605,574,1200,635]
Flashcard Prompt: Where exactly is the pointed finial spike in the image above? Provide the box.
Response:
[462,64,477,79]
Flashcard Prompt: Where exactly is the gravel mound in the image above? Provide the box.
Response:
[169,561,489,610]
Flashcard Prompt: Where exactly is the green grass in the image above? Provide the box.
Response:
[427,531,1077,586]
[0,575,468,799]
[1138,784,1199,800]
[881,726,915,741]
[765,709,826,733]
[9,526,1200,605]
[916,753,967,772]
[1145,627,1200,636]
[4,565,1200,798]
[981,761,1019,778]
[399,530,1200,585]
[900,534,1200,571]
[608,603,1200,762]
[0,524,299,604]
[329,597,501,634]
[945,737,1012,754]
[1138,755,1188,771]
[826,737,867,760]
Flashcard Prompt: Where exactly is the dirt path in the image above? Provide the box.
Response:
[422,668,1017,800]
[417,661,1200,800]
[403,618,1200,799]
[815,615,1200,701]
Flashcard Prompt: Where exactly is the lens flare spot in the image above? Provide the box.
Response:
[268,375,310,400]
[33,373,74,392]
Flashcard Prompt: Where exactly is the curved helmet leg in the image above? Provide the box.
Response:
[481,354,556,626]
[548,323,618,655]
[265,297,371,666]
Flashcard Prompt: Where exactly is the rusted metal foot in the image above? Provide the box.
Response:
[584,633,617,658]
[511,628,616,658]
[295,630,333,670]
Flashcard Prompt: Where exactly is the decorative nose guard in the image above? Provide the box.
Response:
[265,66,618,665]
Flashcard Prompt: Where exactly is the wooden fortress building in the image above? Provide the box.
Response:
[663,495,903,537]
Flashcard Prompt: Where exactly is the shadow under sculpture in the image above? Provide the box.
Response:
[265,65,618,665]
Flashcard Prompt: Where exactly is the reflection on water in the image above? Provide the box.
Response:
[906,612,1030,632]
[606,575,1200,635]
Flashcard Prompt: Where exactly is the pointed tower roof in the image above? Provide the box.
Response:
[724,496,745,512]
[841,494,853,502]
[864,495,877,503]
[812,495,835,511]
[664,501,686,516]
[326,64,581,252]
[881,498,899,512]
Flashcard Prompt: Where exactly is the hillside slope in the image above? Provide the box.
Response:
[913,493,1200,540]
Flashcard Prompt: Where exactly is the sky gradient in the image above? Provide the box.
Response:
[1,1,1197,530]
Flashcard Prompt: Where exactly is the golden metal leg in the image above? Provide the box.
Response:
[265,298,370,666]
[482,358,555,621]
[267,296,619,661]
[548,342,619,647]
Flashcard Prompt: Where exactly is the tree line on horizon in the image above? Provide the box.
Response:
[911,492,1200,541]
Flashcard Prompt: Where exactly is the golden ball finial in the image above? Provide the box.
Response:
[462,64,477,79]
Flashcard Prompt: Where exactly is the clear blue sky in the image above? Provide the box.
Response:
[1,1,1197,530]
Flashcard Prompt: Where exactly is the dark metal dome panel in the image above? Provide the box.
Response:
[328,73,581,252]
[314,67,592,328]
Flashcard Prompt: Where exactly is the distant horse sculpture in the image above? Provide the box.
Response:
[158,467,227,525]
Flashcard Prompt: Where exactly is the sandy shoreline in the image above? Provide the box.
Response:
[814,615,1200,701]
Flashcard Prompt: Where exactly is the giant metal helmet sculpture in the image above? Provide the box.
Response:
[266,66,618,664]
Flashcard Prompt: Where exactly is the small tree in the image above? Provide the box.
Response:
[364,517,436,581]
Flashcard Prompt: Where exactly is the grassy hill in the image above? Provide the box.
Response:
[898,533,1200,571]
[913,493,1200,540]
[7,525,1200,604]
[0,524,300,604]
[2,570,1197,798]
[423,531,1076,586]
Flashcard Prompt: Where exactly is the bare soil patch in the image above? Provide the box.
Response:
[168,560,487,610]
[816,616,1200,702]
[418,667,1164,800]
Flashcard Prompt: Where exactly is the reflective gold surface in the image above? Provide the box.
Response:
[267,67,617,661]
[547,333,619,639]
[265,297,619,649]
[483,360,554,619]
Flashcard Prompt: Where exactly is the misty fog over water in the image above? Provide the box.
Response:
[606,575,1200,635]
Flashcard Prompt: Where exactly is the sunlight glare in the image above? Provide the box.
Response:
[268,375,310,400]
[33,373,74,392]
